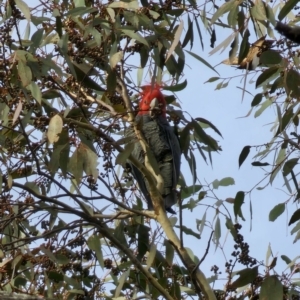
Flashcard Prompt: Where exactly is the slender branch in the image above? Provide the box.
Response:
[193,230,214,272]
[157,212,217,300]
[69,87,118,116]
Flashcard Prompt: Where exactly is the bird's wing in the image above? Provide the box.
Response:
[164,125,181,189]
[126,125,153,210]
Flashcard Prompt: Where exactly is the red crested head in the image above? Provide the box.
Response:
[138,84,167,117]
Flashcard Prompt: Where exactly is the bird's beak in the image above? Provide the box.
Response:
[149,98,158,117]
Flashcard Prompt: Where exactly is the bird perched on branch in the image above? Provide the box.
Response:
[222,35,274,70]
[275,21,300,44]
[128,84,181,214]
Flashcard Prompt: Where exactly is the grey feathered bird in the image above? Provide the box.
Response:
[129,84,181,214]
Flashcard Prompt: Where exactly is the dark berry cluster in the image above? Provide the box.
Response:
[232,224,257,267]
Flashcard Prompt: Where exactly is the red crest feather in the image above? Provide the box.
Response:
[138,84,166,116]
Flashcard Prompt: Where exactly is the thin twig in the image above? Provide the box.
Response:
[193,230,214,273]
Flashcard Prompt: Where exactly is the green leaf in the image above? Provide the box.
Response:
[66,7,98,16]
[114,221,128,248]
[72,63,106,92]
[283,158,298,176]
[175,225,201,239]
[194,16,204,50]
[281,255,292,270]
[269,203,285,222]
[55,16,62,38]
[166,9,184,17]
[278,0,299,21]
[110,51,123,69]
[182,17,194,49]
[239,146,251,168]
[28,81,42,104]
[48,145,65,176]
[251,93,263,107]
[238,29,250,64]
[256,66,280,88]
[192,119,219,151]
[251,161,270,167]
[181,185,202,199]
[205,77,220,83]
[81,144,99,179]
[260,275,283,300]
[30,28,44,53]
[254,99,272,118]
[211,0,235,24]
[250,0,267,21]
[266,4,276,26]
[107,69,117,92]
[260,51,282,65]
[286,69,300,97]
[42,89,61,99]
[48,271,64,282]
[165,55,180,77]
[14,277,27,288]
[87,235,104,268]
[218,177,235,186]
[195,117,222,137]
[115,269,130,297]
[210,32,237,56]
[166,20,184,62]
[212,179,220,189]
[231,267,258,289]
[68,147,84,183]
[186,50,220,75]
[56,128,70,178]
[227,2,238,27]
[18,60,32,87]
[47,115,63,144]
[147,243,158,269]
[186,149,197,184]
[12,100,22,125]
[276,107,293,136]
[55,254,69,265]
[234,191,245,219]
[140,46,149,68]
[116,143,134,165]
[24,182,40,195]
[108,1,139,9]
[226,217,237,239]
[196,212,206,236]
[122,29,149,47]
[163,80,187,92]
[15,0,30,21]
[289,209,300,226]
[214,217,221,247]
[237,11,245,34]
